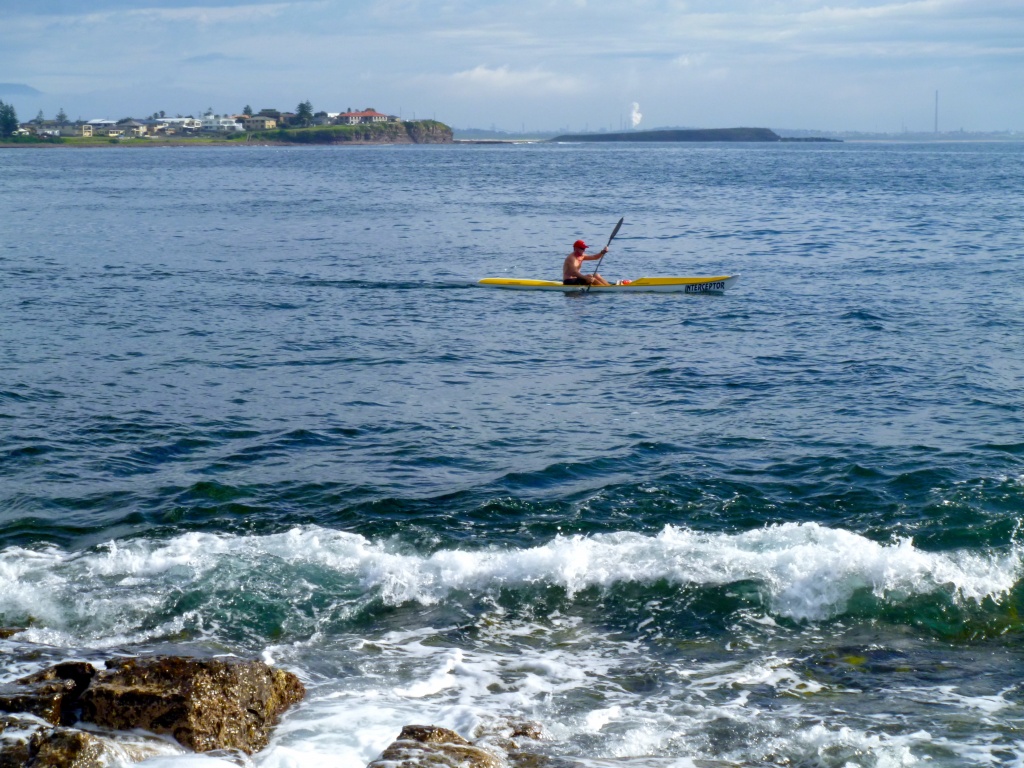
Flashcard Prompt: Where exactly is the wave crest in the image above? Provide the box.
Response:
[0,523,1017,644]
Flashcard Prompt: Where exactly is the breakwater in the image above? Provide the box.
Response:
[551,126,839,142]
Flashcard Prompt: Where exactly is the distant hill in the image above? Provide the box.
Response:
[0,83,42,97]
[778,128,1024,142]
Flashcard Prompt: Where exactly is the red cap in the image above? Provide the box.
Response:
[574,240,587,250]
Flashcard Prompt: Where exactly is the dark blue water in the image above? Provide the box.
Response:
[1,142,1023,767]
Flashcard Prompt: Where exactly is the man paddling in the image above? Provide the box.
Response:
[562,239,612,286]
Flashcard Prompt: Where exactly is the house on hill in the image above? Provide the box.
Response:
[87,119,123,138]
[62,122,94,137]
[162,117,202,134]
[244,115,277,131]
[201,115,242,132]
[117,119,148,138]
[336,109,394,125]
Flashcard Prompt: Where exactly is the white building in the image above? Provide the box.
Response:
[162,118,203,133]
[200,115,243,132]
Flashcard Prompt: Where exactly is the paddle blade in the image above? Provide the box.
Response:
[585,217,624,293]
[607,217,624,246]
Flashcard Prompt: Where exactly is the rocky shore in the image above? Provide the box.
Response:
[0,646,562,768]
[0,654,304,765]
[242,119,453,145]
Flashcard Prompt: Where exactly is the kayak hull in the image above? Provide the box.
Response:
[478,275,739,293]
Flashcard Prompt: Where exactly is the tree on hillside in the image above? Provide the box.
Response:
[0,101,18,137]
[56,107,68,124]
[295,100,313,127]
[34,109,45,125]
[243,105,253,116]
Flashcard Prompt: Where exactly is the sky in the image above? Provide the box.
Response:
[1,0,1021,133]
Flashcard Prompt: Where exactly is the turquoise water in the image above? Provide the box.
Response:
[1,142,1023,766]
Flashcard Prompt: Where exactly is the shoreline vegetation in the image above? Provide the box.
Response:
[0,120,454,147]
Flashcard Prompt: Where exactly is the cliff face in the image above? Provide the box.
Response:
[403,120,454,143]
[257,120,453,145]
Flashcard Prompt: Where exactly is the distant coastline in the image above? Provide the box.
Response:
[453,126,1024,143]
[7,122,1024,148]
[548,127,839,143]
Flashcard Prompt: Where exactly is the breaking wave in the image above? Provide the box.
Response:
[1,523,1018,646]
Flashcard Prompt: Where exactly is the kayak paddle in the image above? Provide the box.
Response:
[585,217,624,293]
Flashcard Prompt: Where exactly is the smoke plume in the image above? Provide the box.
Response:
[630,102,642,129]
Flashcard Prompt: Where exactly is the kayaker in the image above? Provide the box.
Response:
[562,239,612,286]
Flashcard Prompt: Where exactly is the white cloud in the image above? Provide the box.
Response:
[1,1,307,38]
[671,54,707,68]
[449,65,583,95]
[125,2,298,24]
[1,0,1022,131]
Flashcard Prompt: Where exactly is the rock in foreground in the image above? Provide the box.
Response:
[78,655,305,754]
[0,716,170,767]
[0,662,97,726]
[368,725,503,768]
[0,654,305,763]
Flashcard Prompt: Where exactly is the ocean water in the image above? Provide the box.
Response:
[1,140,1023,767]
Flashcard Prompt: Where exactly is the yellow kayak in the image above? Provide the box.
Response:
[478,275,739,293]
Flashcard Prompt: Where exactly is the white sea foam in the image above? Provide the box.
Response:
[287,522,1016,620]
[393,648,464,698]
[1,524,1021,766]
[0,523,1019,644]
[277,634,919,767]
[584,705,622,732]
[137,756,249,768]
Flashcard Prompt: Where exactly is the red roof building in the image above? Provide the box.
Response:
[337,109,393,125]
